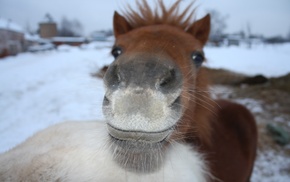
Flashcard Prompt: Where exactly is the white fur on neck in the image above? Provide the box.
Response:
[0,121,208,182]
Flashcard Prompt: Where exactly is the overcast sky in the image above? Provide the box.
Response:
[0,0,289,37]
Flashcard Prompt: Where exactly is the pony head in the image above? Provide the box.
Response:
[102,0,211,172]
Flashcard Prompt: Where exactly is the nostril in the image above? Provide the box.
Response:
[170,96,181,108]
[104,65,122,88]
[103,96,110,106]
[159,69,176,87]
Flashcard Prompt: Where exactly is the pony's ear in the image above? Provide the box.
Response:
[187,14,211,46]
[113,11,132,38]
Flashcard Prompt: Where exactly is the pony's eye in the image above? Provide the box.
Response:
[191,51,204,68]
[111,47,122,58]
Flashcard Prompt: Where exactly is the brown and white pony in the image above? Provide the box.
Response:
[0,1,257,181]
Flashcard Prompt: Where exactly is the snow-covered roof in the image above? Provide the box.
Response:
[40,14,55,23]
[51,37,86,42]
[0,18,24,33]
[24,33,41,42]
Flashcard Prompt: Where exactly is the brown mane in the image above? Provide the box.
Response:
[122,0,196,31]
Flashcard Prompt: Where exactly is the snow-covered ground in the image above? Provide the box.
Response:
[205,43,290,77]
[0,42,114,151]
[0,42,289,181]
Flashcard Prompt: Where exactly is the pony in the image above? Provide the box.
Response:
[0,1,257,181]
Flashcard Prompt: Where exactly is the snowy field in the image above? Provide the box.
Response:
[0,41,290,181]
[205,44,290,77]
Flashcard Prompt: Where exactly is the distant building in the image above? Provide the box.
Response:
[51,37,87,46]
[39,14,57,38]
[0,18,25,58]
[39,22,57,38]
[224,34,241,46]
[90,31,107,41]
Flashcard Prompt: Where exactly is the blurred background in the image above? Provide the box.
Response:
[0,0,290,181]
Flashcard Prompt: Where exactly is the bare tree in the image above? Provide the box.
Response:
[25,21,33,34]
[58,17,83,37]
[44,13,54,23]
[246,21,252,48]
[246,21,252,38]
[287,27,290,41]
[71,19,83,36]
[207,9,228,38]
